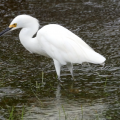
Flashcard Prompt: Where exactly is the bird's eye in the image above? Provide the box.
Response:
[13,23,17,27]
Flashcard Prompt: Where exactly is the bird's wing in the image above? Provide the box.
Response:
[37,24,105,65]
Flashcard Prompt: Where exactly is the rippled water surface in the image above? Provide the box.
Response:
[0,0,120,120]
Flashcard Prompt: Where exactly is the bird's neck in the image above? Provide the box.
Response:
[19,24,39,53]
[19,21,39,38]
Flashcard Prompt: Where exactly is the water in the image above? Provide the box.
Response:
[0,0,120,120]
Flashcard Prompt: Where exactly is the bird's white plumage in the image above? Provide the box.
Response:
[37,24,105,65]
[2,15,106,79]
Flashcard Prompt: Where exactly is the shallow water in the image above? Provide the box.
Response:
[0,0,120,120]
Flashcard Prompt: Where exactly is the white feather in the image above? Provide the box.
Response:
[37,24,105,65]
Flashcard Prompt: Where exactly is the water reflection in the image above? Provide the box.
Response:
[23,82,107,120]
[0,0,120,120]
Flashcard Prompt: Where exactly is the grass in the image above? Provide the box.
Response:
[62,105,67,119]
[35,71,45,90]
[42,71,44,83]
[29,71,45,107]
[96,72,108,87]
[104,77,108,87]
[4,105,25,120]
[21,105,25,120]
[9,106,14,120]
[0,74,6,87]
[81,105,83,120]
[35,81,41,89]
[30,87,44,107]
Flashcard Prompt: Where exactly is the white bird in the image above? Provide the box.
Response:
[0,15,106,80]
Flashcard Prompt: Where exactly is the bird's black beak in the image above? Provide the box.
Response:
[0,27,12,37]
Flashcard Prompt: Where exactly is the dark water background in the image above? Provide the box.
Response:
[0,0,120,120]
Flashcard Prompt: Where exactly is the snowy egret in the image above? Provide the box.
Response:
[0,15,106,79]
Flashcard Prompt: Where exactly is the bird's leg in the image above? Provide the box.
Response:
[53,59,62,81]
[67,63,75,80]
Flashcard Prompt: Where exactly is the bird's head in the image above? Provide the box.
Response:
[0,15,39,36]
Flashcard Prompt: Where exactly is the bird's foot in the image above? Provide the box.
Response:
[57,76,64,83]
[71,75,76,81]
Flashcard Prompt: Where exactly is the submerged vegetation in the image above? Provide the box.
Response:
[0,74,115,120]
